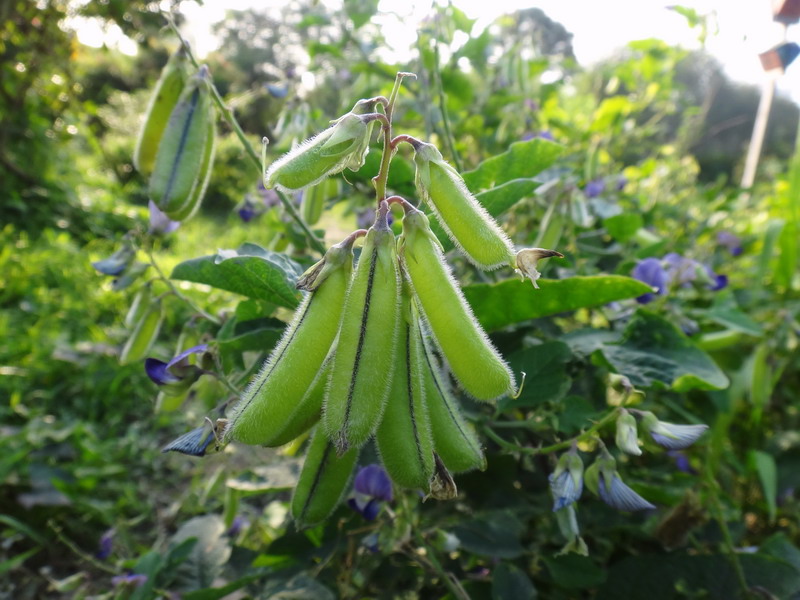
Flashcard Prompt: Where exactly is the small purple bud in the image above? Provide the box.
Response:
[238,198,258,223]
[716,231,743,256]
[584,179,605,199]
[225,516,247,537]
[145,344,208,386]
[616,175,628,191]
[148,200,180,235]
[667,450,697,475]
[96,529,114,560]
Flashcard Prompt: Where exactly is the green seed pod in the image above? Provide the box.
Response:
[420,324,486,473]
[124,283,152,329]
[264,110,370,192]
[164,116,216,221]
[264,353,332,448]
[301,177,338,226]
[134,48,189,176]
[291,427,359,528]
[225,238,355,446]
[149,67,214,215]
[400,206,516,401]
[119,298,163,365]
[323,203,401,454]
[376,290,434,490]
[413,141,514,270]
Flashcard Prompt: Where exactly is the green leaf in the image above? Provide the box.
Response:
[599,310,729,392]
[597,553,800,600]
[748,450,777,523]
[217,315,285,371]
[502,341,572,410]
[462,138,563,191]
[430,178,540,251]
[183,575,263,600]
[465,276,653,332]
[492,562,537,600]
[0,514,49,546]
[169,515,231,592]
[544,554,606,590]
[0,548,38,575]
[344,0,379,28]
[604,213,643,242]
[171,244,303,309]
[451,512,525,559]
[703,290,763,337]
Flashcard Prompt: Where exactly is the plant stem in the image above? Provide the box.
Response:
[413,531,471,600]
[432,42,462,172]
[145,246,221,325]
[484,409,619,456]
[165,15,325,255]
[373,72,415,204]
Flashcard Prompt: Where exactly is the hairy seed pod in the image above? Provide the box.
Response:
[376,291,434,490]
[120,298,163,365]
[400,206,516,401]
[149,67,214,215]
[420,326,486,473]
[264,109,370,192]
[291,427,359,528]
[265,353,332,447]
[134,48,189,176]
[165,116,216,221]
[413,141,514,270]
[302,177,338,226]
[323,202,401,454]
[124,283,152,329]
[225,239,355,446]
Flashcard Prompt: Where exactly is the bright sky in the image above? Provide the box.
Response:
[72,0,800,100]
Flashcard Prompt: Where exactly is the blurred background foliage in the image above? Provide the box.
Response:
[2,0,800,598]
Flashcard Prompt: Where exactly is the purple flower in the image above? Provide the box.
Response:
[225,516,247,537]
[635,410,708,450]
[667,451,697,475]
[145,344,208,399]
[706,266,728,291]
[663,253,699,286]
[92,239,135,276]
[148,200,180,235]
[549,447,584,511]
[616,175,628,191]
[717,231,743,256]
[348,464,393,521]
[632,257,668,304]
[597,471,656,512]
[584,179,605,198]
[96,529,114,560]
[111,573,148,587]
[257,183,281,208]
[238,197,258,222]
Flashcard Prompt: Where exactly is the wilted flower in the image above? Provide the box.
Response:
[635,410,709,450]
[514,248,564,289]
[145,344,209,396]
[615,409,641,456]
[584,179,605,199]
[92,237,135,276]
[148,200,180,235]
[554,505,589,556]
[549,446,584,511]
[348,464,393,521]
[717,231,743,256]
[111,573,148,587]
[586,446,655,512]
[111,261,150,292]
[162,412,227,457]
[96,529,114,560]
[632,257,668,304]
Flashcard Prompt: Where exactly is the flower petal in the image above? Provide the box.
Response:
[598,472,656,511]
[353,464,393,501]
[166,344,209,371]
[162,425,216,457]
[650,423,709,450]
[549,470,583,511]
[148,200,180,235]
[145,358,181,385]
